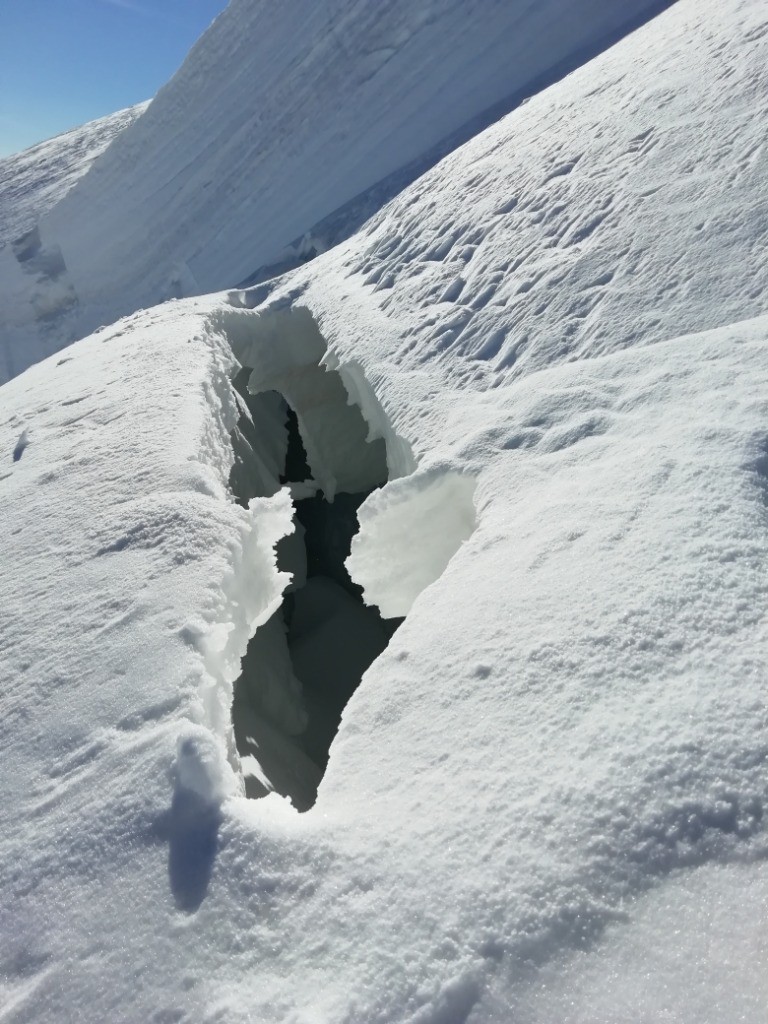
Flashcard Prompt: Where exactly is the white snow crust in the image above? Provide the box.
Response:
[0,103,148,249]
[1,0,768,1021]
[0,0,669,381]
[347,469,477,618]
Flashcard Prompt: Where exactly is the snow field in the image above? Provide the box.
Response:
[1,0,768,1018]
[4,291,764,1022]
[511,862,768,1023]
[0,0,673,379]
[313,0,768,394]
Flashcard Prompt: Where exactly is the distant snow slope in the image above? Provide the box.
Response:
[2,0,768,1022]
[0,0,670,377]
[0,103,148,249]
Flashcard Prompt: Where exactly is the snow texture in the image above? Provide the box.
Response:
[1,0,768,1020]
[0,0,670,381]
[0,103,148,249]
[347,469,477,618]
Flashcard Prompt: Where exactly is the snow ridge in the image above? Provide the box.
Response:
[0,102,148,249]
[0,0,674,380]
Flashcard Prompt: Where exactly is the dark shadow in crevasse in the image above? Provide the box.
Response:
[229,370,403,812]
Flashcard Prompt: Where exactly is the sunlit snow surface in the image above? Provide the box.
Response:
[0,0,670,381]
[0,103,148,249]
[1,0,768,1021]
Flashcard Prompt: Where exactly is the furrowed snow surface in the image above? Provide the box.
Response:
[1,0,768,1022]
[0,103,148,249]
[0,0,671,381]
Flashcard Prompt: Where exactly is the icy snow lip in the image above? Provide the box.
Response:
[210,304,479,622]
[347,468,477,618]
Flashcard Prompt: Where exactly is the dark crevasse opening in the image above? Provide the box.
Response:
[229,366,403,811]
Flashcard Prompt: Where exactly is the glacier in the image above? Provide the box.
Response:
[0,0,767,1021]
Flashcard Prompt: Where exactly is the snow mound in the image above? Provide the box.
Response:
[174,727,235,807]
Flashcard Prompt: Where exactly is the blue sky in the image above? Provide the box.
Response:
[0,0,228,157]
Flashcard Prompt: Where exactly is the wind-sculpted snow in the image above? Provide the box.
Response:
[309,0,768,392]
[2,0,768,1020]
[0,103,149,382]
[2,297,767,1022]
[0,103,148,249]
[0,0,672,378]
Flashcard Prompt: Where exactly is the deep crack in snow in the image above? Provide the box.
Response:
[219,307,406,809]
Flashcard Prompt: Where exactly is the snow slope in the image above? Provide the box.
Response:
[0,0,671,379]
[2,0,768,1021]
[0,103,148,249]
